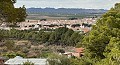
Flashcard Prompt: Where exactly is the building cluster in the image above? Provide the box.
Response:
[0,48,84,65]
[0,18,97,33]
[60,48,84,58]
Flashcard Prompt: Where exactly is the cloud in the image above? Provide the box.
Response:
[15,0,120,9]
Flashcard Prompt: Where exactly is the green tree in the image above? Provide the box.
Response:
[49,32,56,43]
[78,3,120,64]
[54,27,69,42]
[62,29,74,46]
[48,54,72,65]
[0,0,26,23]
[41,32,51,43]
[70,32,82,46]
[15,5,27,22]
[49,27,69,44]
[96,37,120,65]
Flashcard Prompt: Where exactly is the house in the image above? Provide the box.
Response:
[63,52,73,58]
[4,56,48,65]
[72,48,84,57]
[63,48,84,58]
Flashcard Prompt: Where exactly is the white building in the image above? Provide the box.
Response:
[4,56,48,65]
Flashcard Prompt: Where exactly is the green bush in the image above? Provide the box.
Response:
[23,61,34,65]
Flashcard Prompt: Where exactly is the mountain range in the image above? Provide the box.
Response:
[27,8,107,15]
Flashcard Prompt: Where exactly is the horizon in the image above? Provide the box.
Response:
[15,0,120,10]
[26,7,108,10]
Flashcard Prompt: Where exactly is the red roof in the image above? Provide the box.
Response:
[75,48,84,53]
[82,28,90,33]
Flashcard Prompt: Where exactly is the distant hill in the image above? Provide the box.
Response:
[27,8,107,15]
[26,8,108,20]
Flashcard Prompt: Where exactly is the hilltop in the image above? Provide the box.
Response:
[26,8,107,20]
[27,8,107,14]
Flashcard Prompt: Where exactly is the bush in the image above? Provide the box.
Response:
[23,61,34,65]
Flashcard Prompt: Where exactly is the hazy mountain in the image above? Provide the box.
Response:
[27,8,107,15]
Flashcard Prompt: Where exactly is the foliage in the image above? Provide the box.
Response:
[48,53,93,65]
[0,0,26,23]
[0,27,83,46]
[47,54,72,65]
[2,52,26,58]
[77,3,120,65]
[69,17,78,20]
[0,27,83,58]
[23,61,34,65]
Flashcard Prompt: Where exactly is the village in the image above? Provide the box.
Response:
[0,18,97,65]
[1,0,120,65]
[0,18,97,33]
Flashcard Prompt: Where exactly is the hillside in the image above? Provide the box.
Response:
[26,8,107,20]
[27,8,107,14]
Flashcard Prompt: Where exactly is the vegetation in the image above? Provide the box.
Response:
[0,0,120,65]
[76,3,120,65]
[48,3,120,65]
[23,61,34,65]
[0,27,83,46]
[0,27,83,58]
[0,0,26,23]
[4,40,15,50]
[2,52,26,58]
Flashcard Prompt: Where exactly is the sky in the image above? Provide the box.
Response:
[14,0,120,9]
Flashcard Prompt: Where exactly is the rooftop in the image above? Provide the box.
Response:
[5,56,47,65]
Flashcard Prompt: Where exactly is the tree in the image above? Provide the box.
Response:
[15,5,27,22]
[49,27,69,44]
[0,0,26,23]
[49,32,56,43]
[77,3,120,64]
[96,37,120,65]
[62,29,74,46]
[41,32,50,43]
[48,54,72,65]
[70,32,82,46]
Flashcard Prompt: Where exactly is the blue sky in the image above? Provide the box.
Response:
[14,0,120,9]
